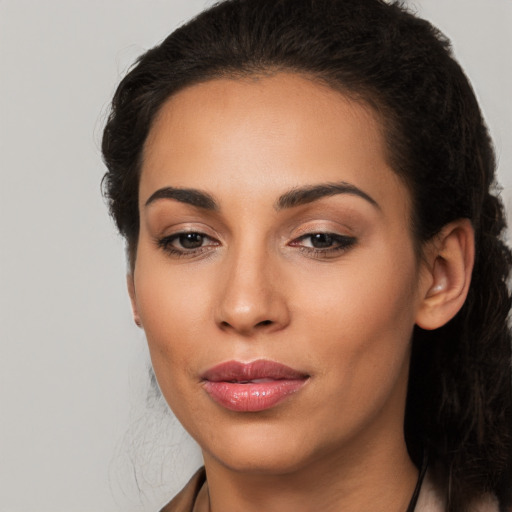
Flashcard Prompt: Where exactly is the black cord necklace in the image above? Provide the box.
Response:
[406,455,429,512]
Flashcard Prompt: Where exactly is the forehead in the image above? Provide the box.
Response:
[140,73,409,216]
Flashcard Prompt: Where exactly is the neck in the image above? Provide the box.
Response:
[201,428,418,512]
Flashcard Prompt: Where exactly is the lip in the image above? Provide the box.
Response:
[201,360,309,412]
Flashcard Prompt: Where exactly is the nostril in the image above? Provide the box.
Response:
[218,318,275,333]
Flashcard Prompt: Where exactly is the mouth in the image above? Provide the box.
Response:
[201,359,310,412]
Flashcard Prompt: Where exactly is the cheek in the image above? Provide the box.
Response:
[291,245,418,398]
[132,248,216,394]
[293,246,418,333]
[135,241,213,331]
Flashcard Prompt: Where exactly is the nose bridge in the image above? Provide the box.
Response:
[215,236,289,335]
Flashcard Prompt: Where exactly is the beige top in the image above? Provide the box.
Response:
[160,467,500,512]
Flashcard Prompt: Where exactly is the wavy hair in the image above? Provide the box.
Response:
[101,0,512,509]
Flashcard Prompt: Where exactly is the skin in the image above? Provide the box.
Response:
[129,73,474,512]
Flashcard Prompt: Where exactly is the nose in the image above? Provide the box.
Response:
[214,247,290,336]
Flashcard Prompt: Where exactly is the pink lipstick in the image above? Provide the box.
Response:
[202,360,309,412]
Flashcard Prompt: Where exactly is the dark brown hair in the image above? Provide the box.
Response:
[102,1,512,509]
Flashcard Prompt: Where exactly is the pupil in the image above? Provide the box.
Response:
[311,233,333,248]
[180,233,203,249]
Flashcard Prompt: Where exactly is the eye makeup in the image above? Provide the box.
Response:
[156,230,220,259]
[289,232,357,259]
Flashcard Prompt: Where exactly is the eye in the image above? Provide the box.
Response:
[302,233,340,249]
[176,232,207,249]
[157,231,220,257]
[290,232,356,257]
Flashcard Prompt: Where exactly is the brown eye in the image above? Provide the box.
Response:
[178,233,205,249]
[157,231,220,257]
[309,233,336,248]
[295,233,355,249]
[289,232,357,258]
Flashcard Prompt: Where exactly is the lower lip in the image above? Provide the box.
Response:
[203,379,307,412]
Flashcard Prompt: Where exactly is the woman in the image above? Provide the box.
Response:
[101,0,512,510]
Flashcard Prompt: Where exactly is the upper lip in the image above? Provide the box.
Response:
[201,359,309,383]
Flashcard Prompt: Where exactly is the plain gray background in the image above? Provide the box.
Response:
[1,1,511,510]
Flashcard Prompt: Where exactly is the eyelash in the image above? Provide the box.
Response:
[157,232,219,258]
[156,231,356,259]
[289,233,356,258]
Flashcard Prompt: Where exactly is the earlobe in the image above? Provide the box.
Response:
[127,274,142,328]
[415,219,475,330]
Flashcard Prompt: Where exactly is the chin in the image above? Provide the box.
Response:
[213,447,311,475]
[199,419,323,475]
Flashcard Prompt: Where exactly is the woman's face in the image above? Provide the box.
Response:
[132,73,430,474]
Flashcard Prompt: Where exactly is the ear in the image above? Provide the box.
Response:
[415,219,475,330]
[127,274,142,328]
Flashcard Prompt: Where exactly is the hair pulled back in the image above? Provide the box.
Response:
[102,1,512,509]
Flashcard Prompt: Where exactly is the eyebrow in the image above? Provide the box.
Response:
[145,187,218,210]
[144,181,379,212]
[275,182,379,210]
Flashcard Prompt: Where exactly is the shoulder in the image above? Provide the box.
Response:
[159,467,206,512]
[416,469,501,512]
